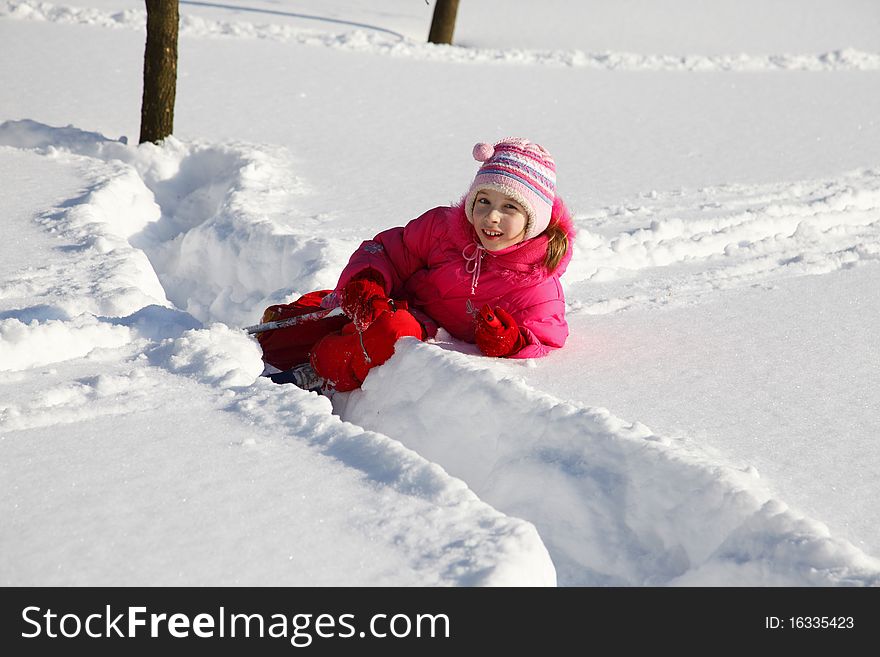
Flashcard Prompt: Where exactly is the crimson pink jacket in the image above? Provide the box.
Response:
[333,198,575,358]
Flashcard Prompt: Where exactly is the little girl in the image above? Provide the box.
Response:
[258,137,575,392]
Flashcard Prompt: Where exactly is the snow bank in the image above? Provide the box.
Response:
[124,138,351,327]
[226,380,557,585]
[0,121,168,319]
[148,323,264,388]
[565,169,880,314]
[337,339,880,586]
[570,169,880,282]
[0,119,352,327]
[4,1,879,71]
[0,314,131,372]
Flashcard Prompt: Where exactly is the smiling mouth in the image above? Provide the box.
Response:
[482,229,503,238]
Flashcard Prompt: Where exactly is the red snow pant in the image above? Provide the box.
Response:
[310,307,425,392]
[258,290,424,392]
[257,290,349,372]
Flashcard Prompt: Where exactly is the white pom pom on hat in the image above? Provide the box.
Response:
[464,137,557,241]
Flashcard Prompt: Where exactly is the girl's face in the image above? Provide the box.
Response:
[472,189,528,251]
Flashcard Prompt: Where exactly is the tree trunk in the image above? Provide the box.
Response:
[428,0,460,45]
[139,0,179,144]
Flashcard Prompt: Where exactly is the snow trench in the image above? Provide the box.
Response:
[336,340,880,586]
[0,120,555,586]
[5,121,879,586]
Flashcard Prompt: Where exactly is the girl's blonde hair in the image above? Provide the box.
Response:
[541,196,572,272]
[543,221,569,272]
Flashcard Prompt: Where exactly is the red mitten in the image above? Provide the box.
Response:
[475,305,526,357]
[341,269,390,332]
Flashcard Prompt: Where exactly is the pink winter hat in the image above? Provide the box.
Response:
[464,137,557,240]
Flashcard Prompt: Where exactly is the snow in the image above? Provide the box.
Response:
[1,0,879,587]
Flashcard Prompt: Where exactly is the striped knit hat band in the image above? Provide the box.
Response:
[464,138,557,241]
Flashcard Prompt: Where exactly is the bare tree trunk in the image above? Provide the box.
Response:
[139,0,179,144]
[428,0,460,45]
